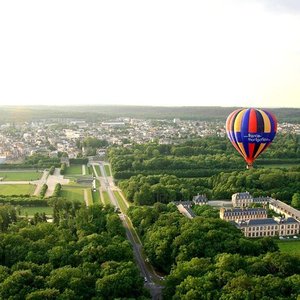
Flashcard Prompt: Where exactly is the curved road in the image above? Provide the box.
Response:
[91,161,163,300]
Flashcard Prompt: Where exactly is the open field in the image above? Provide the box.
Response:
[19,206,53,216]
[61,187,85,202]
[0,184,36,195]
[0,171,42,181]
[114,191,128,213]
[64,165,83,175]
[102,191,111,206]
[277,240,300,256]
[104,165,111,176]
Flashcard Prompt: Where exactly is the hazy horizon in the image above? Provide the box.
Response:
[1,0,300,108]
[0,104,299,109]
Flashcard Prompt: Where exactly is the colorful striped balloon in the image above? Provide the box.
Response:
[226,108,277,168]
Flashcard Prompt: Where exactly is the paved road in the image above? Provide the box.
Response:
[44,168,69,197]
[91,161,163,300]
[33,170,49,196]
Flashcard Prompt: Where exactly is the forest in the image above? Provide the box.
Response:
[0,106,299,123]
[109,134,300,204]
[0,201,149,299]
[128,204,300,299]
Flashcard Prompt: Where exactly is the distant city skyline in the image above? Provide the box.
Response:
[1,0,300,108]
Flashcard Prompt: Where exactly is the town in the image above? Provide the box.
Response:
[0,118,299,163]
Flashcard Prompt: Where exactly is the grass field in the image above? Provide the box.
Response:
[95,179,100,188]
[0,184,36,195]
[87,166,93,175]
[104,165,111,176]
[0,171,42,181]
[95,165,101,177]
[277,240,300,256]
[85,189,93,206]
[114,191,128,213]
[92,190,100,204]
[64,165,83,175]
[19,206,53,216]
[61,187,85,202]
[102,191,111,206]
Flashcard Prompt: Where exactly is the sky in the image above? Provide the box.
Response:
[0,0,300,108]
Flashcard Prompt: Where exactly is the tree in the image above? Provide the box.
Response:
[291,192,300,209]
[96,261,144,299]
[25,288,60,300]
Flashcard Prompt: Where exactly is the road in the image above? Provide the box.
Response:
[91,161,163,300]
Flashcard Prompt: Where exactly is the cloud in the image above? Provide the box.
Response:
[259,0,300,14]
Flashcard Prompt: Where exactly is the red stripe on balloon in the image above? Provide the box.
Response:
[248,108,257,159]
[248,108,257,133]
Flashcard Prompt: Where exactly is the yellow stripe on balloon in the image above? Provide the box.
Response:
[238,142,247,158]
[258,109,271,133]
[253,143,266,159]
[234,109,246,132]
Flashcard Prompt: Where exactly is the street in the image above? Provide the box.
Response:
[91,160,163,300]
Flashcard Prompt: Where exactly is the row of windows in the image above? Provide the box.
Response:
[224,212,266,216]
[247,230,298,237]
[248,226,278,231]
[247,232,275,237]
[247,224,299,231]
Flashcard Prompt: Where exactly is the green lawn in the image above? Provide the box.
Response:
[61,187,85,202]
[0,184,36,195]
[64,165,83,175]
[277,240,300,256]
[102,191,111,206]
[86,189,93,206]
[95,179,100,188]
[0,171,42,181]
[104,165,111,176]
[88,166,93,175]
[95,165,101,177]
[113,191,128,213]
[92,190,100,204]
[19,206,53,216]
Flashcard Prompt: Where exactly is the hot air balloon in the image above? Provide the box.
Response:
[226,108,277,169]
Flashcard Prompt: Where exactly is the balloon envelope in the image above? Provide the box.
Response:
[226,108,277,167]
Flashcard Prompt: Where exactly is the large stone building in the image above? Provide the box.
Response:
[232,192,253,207]
[236,217,300,238]
[232,192,270,207]
[269,199,300,222]
[220,207,267,222]
[192,194,207,205]
[223,192,300,238]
